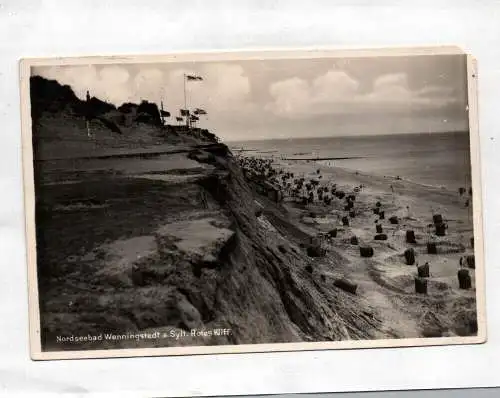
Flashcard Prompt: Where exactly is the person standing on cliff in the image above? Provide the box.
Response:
[85,90,92,138]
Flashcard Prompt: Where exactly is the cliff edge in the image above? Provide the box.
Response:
[30,76,386,350]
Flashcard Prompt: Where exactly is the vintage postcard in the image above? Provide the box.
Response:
[20,46,486,360]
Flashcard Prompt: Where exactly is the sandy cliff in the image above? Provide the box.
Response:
[31,77,385,351]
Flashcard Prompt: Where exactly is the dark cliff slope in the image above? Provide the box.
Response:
[38,144,385,350]
[30,76,386,350]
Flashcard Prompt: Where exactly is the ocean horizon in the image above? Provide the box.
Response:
[228,131,472,191]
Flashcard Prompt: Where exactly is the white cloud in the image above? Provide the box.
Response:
[365,73,456,108]
[366,73,412,103]
[201,63,251,109]
[267,77,310,117]
[36,65,133,105]
[131,68,166,103]
[33,61,464,139]
[34,63,254,120]
[266,69,459,119]
[266,70,360,118]
[373,73,408,91]
[162,63,254,123]
[312,70,359,101]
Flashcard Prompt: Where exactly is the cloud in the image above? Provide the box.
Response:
[368,73,412,102]
[366,73,457,109]
[267,77,309,116]
[162,63,254,124]
[33,60,466,139]
[313,70,360,100]
[34,63,254,121]
[35,65,133,105]
[373,73,408,90]
[266,71,353,118]
[266,70,359,118]
[201,63,251,109]
[131,68,166,103]
[266,69,460,119]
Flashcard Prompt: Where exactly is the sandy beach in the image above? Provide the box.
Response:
[238,152,477,338]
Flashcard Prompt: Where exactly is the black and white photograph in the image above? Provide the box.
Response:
[20,47,485,360]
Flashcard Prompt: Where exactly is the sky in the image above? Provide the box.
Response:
[32,53,469,142]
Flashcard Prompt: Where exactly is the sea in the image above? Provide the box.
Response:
[228,132,472,191]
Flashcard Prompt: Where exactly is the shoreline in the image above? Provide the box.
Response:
[283,156,365,161]
[318,162,467,196]
[225,130,470,145]
[238,151,477,339]
[274,157,470,199]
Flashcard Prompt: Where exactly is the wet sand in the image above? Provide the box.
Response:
[240,153,478,338]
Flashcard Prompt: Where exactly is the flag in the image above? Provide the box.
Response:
[176,116,183,122]
[194,108,207,115]
[180,109,190,116]
[160,110,170,117]
[186,74,203,81]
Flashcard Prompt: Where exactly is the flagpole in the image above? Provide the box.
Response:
[466,137,472,224]
[183,73,189,128]
[183,73,187,110]
[85,90,91,138]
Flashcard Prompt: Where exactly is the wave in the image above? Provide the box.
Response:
[316,160,461,193]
